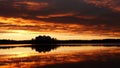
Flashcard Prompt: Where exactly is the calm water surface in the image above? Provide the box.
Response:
[0,44,120,68]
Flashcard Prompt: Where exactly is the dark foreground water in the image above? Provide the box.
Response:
[0,44,120,68]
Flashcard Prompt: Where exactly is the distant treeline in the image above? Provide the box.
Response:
[0,35,120,44]
[0,40,32,44]
[58,39,120,44]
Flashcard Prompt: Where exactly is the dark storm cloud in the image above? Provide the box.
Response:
[0,0,113,18]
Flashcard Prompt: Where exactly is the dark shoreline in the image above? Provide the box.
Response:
[0,39,120,44]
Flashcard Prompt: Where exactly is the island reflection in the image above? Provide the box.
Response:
[31,44,60,53]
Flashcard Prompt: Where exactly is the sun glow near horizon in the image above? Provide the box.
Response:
[0,29,119,40]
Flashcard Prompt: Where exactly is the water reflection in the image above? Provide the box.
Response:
[0,44,120,68]
[0,44,60,53]
[31,44,60,53]
[0,44,119,53]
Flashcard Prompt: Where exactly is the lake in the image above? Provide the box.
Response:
[0,44,120,68]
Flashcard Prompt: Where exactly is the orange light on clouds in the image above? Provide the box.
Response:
[0,16,119,40]
[0,17,35,26]
[13,1,49,10]
[0,0,120,40]
[36,13,75,18]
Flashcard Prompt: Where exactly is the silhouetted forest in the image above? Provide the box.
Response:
[0,35,120,44]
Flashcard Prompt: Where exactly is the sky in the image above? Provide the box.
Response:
[0,0,120,40]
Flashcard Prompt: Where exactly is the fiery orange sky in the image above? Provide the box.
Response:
[0,0,120,40]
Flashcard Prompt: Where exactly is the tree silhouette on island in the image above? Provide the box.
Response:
[32,35,57,44]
